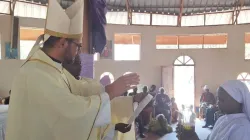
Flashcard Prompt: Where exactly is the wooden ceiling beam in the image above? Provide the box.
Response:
[177,0,183,27]
[233,0,244,24]
[125,0,132,25]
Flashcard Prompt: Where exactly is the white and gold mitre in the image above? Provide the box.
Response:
[44,0,84,40]
[25,0,84,60]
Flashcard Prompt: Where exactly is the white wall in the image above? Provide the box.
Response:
[0,15,250,106]
[98,24,250,105]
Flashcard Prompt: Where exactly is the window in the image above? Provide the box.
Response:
[205,12,232,25]
[156,34,228,49]
[94,53,99,61]
[181,15,204,26]
[106,12,128,25]
[238,10,250,24]
[152,14,178,26]
[100,72,115,83]
[245,33,250,60]
[156,36,178,49]
[174,56,194,66]
[203,34,227,48]
[19,27,44,59]
[15,2,47,19]
[237,72,250,90]
[0,1,10,14]
[179,35,203,49]
[20,40,35,59]
[114,34,140,61]
[132,13,150,25]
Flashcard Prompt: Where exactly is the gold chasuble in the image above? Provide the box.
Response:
[6,50,102,140]
[6,0,109,140]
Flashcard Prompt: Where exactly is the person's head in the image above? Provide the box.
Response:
[149,85,156,92]
[63,54,81,79]
[133,87,138,93]
[123,91,128,96]
[42,36,81,63]
[189,105,193,111]
[159,87,165,94]
[182,104,185,110]
[4,96,10,105]
[217,81,246,115]
[217,80,250,118]
[203,85,209,92]
[156,114,165,122]
[143,86,148,93]
[171,97,175,103]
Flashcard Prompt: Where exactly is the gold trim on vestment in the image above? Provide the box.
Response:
[44,29,82,39]
[87,95,102,140]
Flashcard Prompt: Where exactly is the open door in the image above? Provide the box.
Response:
[161,66,174,98]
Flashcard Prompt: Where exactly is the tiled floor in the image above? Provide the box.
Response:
[140,119,211,140]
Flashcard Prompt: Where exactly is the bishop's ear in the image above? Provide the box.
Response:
[58,38,68,48]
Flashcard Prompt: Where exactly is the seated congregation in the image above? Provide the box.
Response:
[130,81,250,140]
[1,53,250,140]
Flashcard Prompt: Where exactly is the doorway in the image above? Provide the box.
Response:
[174,56,195,109]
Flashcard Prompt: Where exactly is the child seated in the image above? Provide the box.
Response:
[149,114,173,137]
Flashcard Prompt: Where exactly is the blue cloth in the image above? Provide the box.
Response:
[89,0,107,54]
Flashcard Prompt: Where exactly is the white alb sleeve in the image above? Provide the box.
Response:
[94,92,111,127]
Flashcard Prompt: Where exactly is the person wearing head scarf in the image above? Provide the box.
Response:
[177,80,250,140]
[209,80,250,140]
[149,114,173,137]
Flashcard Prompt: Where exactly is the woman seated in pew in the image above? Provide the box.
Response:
[171,97,179,123]
[177,80,250,140]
